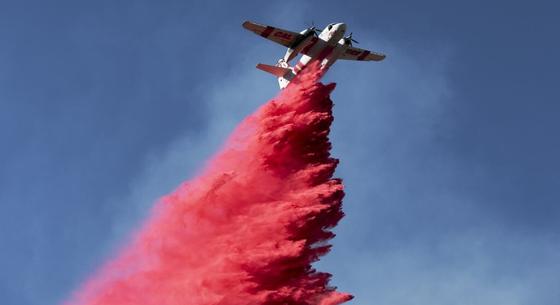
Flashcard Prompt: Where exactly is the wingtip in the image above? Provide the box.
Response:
[242,20,252,29]
[375,53,387,61]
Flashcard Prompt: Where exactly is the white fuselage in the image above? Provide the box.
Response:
[278,23,348,88]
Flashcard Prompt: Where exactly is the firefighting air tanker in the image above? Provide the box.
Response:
[242,21,386,88]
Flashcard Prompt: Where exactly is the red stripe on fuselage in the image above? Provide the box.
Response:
[301,37,318,54]
[260,26,275,38]
[317,45,335,60]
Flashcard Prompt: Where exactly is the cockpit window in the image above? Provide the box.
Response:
[327,24,333,30]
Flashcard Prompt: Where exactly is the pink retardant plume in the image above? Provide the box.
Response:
[64,63,353,305]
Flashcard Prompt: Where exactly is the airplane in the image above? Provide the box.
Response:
[242,21,386,89]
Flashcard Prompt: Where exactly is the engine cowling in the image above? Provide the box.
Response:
[282,29,316,63]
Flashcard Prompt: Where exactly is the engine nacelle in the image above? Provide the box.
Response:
[282,29,316,63]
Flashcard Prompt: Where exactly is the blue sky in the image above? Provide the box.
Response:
[1,1,559,304]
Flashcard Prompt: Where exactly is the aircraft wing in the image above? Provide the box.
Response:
[339,46,386,61]
[242,21,303,48]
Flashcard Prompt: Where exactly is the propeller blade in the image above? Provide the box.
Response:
[345,33,359,44]
[306,21,322,36]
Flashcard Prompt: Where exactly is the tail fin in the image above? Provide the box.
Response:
[256,63,291,77]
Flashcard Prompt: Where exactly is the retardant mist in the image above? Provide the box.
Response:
[65,64,353,305]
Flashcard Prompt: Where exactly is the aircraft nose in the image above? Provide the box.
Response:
[337,23,346,31]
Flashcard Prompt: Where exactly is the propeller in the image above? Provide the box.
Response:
[344,32,359,45]
[306,21,322,37]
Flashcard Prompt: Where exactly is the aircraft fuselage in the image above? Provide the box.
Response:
[279,23,348,87]
[242,20,386,89]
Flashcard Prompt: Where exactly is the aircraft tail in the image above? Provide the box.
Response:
[256,62,294,89]
[256,63,291,77]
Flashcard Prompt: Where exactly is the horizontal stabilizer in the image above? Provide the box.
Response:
[256,63,291,77]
